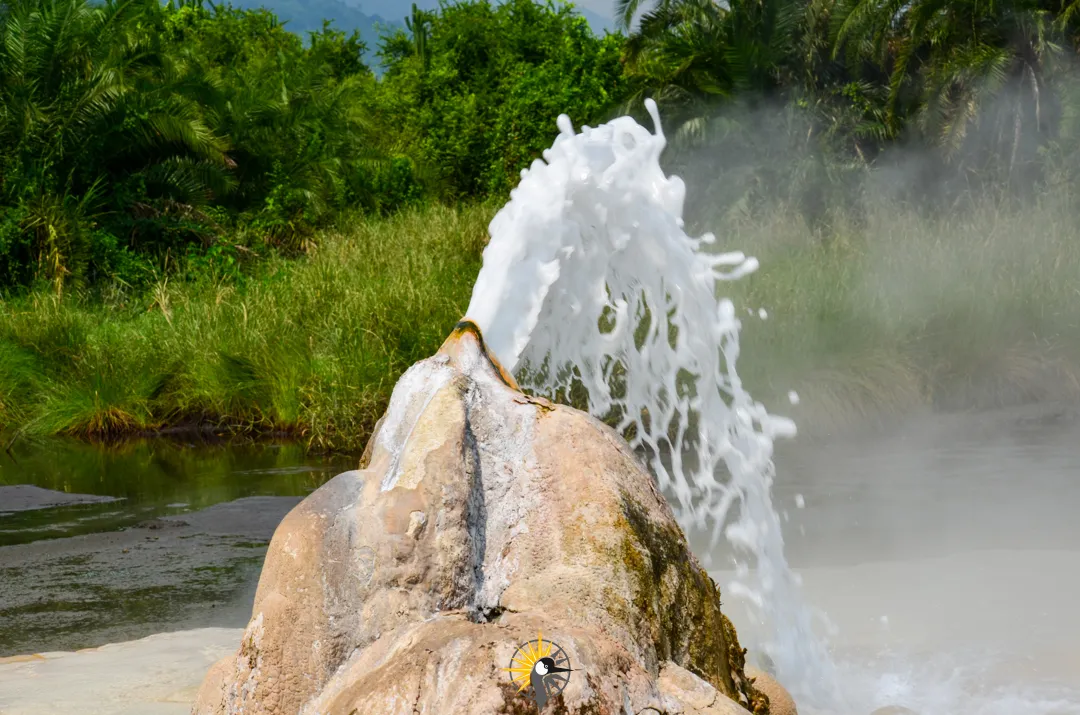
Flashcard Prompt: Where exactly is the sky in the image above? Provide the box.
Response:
[568,0,615,16]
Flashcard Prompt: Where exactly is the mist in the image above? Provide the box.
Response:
[619,79,1080,438]
[639,76,1080,714]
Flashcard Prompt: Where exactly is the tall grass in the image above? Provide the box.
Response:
[721,190,1080,433]
[3,193,1079,451]
[0,203,495,451]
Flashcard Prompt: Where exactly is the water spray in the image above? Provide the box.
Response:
[465,99,842,706]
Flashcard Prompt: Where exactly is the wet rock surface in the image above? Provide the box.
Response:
[194,324,770,715]
[745,668,797,715]
[0,496,299,656]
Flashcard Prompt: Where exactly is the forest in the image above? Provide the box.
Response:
[2,0,1080,449]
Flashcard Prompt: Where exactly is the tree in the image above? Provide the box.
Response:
[375,0,627,198]
[829,0,1079,186]
[0,0,232,289]
[0,0,394,290]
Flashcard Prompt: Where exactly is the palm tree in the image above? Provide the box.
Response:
[615,0,874,227]
[169,6,388,246]
[619,0,733,144]
[0,0,232,287]
[829,0,1072,182]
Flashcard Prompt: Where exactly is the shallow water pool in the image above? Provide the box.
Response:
[0,438,353,655]
[707,404,1080,715]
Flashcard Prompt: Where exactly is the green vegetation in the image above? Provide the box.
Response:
[376,1,624,197]
[0,204,492,450]
[4,0,1080,448]
[0,0,384,291]
[0,0,616,293]
[727,190,1080,433]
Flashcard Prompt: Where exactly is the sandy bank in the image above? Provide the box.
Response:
[0,627,241,715]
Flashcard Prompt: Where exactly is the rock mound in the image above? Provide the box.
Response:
[193,322,771,715]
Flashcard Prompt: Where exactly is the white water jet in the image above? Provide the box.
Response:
[465,100,840,706]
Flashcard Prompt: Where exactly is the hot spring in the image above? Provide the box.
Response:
[461,100,1080,715]
[3,100,1079,715]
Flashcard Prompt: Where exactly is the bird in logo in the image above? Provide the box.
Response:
[503,632,573,712]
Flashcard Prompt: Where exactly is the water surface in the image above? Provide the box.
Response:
[0,439,353,656]
[706,403,1080,715]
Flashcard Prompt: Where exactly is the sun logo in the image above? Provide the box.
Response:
[503,632,574,712]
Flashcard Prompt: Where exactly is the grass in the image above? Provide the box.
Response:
[3,191,1080,452]
[719,190,1080,433]
[0,202,495,452]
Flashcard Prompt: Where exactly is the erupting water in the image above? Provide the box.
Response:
[462,102,1080,715]
[464,101,1080,715]
[465,99,840,707]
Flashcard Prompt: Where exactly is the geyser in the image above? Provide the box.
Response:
[465,99,839,706]
[192,323,774,715]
